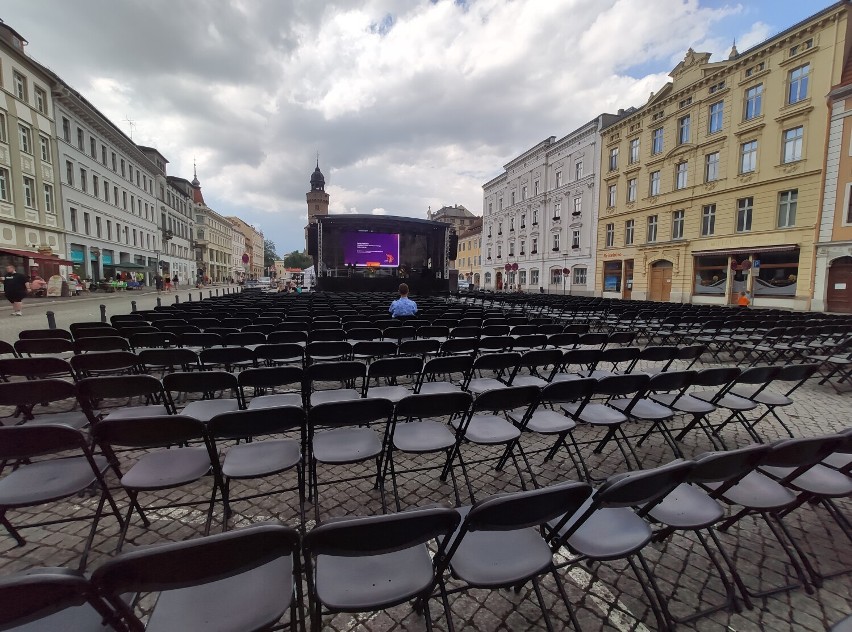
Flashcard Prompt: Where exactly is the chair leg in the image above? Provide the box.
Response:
[0,510,25,547]
[78,491,108,572]
[627,554,671,632]
[530,577,555,632]
[551,566,583,631]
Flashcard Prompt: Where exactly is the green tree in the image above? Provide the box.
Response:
[263,239,278,269]
[282,250,313,269]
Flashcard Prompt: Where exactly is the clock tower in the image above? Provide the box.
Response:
[306,159,329,223]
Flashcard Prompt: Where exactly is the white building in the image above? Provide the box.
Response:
[231,221,246,282]
[481,114,624,294]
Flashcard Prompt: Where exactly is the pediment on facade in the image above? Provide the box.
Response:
[664,143,696,161]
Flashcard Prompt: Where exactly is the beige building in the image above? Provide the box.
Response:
[456,216,482,285]
[595,3,850,310]
[228,216,264,279]
[192,177,232,283]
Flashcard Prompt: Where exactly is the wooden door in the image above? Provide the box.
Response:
[827,257,852,313]
[648,261,673,302]
[623,260,634,300]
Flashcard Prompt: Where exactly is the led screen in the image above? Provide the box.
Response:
[341,232,400,267]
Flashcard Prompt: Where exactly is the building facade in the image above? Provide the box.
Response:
[230,221,246,282]
[482,115,617,294]
[595,3,850,310]
[456,216,482,286]
[192,176,232,283]
[0,21,69,278]
[228,216,263,279]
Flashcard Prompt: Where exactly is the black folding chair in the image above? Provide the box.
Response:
[163,371,241,421]
[0,378,89,430]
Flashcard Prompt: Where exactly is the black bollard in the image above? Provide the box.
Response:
[188,292,192,302]
[199,292,203,302]
[46,311,57,329]
[216,288,219,296]
[175,295,180,304]
[99,304,107,323]
[131,300,137,313]
[208,290,212,298]
[157,297,162,307]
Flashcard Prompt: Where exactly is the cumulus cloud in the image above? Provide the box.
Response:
[2,0,795,252]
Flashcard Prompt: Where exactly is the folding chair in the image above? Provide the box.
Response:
[199,346,256,372]
[69,351,139,379]
[363,356,423,402]
[137,347,200,376]
[254,342,305,368]
[415,355,472,395]
[0,356,75,382]
[239,366,304,410]
[0,424,123,570]
[304,360,366,407]
[92,523,304,631]
[465,351,521,395]
[511,349,562,387]
[305,341,352,364]
[0,378,89,429]
[73,337,131,354]
[665,367,741,449]
[163,371,241,421]
[14,338,75,358]
[303,507,459,632]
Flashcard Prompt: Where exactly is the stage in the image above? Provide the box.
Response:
[309,214,451,294]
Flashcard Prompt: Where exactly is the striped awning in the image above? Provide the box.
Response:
[692,244,799,257]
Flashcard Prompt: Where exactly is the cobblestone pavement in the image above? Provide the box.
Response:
[0,353,849,630]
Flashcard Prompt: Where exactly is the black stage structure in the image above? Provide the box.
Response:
[309,214,451,294]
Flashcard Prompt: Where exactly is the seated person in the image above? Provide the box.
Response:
[389,283,417,318]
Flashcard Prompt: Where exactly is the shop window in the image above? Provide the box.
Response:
[603,261,622,292]
[753,250,799,297]
[693,255,727,295]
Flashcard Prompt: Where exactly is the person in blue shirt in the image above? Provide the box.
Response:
[389,283,417,318]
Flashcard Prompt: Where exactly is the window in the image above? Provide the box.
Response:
[499,198,503,211]
[788,64,810,104]
[106,220,112,240]
[498,221,503,235]
[43,184,53,213]
[497,244,502,258]
[521,186,526,201]
[701,204,716,236]
[678,115,690,144]
[627,178,637,202]
[484,272,492,285]
[790,39,813,56]
[120,159,126,177]
[675,162,688,190]
[573,197,582,216]
[62,118,71,142]
[95,217,102,238]
[90,137,96,158]
[70,208,78,232]
[0,168,8,201]
[649,170,660,196]
[573,268,587,285]
[705,152,719,182]
[34,86,47,114]
[575,160,583,180]
[510,217,515,231]
[694,255,728,295]
[745,62,765,77]
[22,177,35,208]
[509,242,515,256]
[111,152,117,171]
[736,197,753,232]
[553,202,561,219]
[744,84,763,120]
[18,124,32,154]
[629,138,640,164]
[708,101,724,134]
[520,213,526,228]
[672,210,685,240]
[65,161,74,186]
[76,129,84,151]
[114,186,119,206]
[39,135,50,162]
[624,219,635,245]
[0,112,6,142]
[12,71,26,100]
[530,269,539,285]
[532,208,538,225]
[782,126,803,163]
[605,223,614,247]
[552,233,560,251]
[531,238,538,253]
[753,249,800,297]
[550,268,562,285]
[607,184,617,208]
[520,239,525,254]
[652,127,664,155]
[603,261,622,292]
[487,246,492,259]
[79,168,87,193]
[104,180,110,202]
[92,175,99,198]
[555,170,562,187]
[708,80,725,94]
[572,230,580,248]
[679,97,693,108]
[83,213,90,236]
[740,140,757,173]
[778,189,797,227]
[511,192,515,205]
[534,180,539,195]
[647,215,658,243]
[609,147,618,171]
[101,145,107,165]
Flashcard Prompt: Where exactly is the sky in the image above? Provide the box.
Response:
[1,0,835,254]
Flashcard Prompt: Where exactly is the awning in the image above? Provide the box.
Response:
[113,261,148,269]
[0,247,73,266]
[692,245,799,257]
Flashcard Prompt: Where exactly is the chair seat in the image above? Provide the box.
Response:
[0,456,108,507]
[417,382,462,395]
[315,545,433,611]
[692,391,757,411]
[121,448,211,491]
[467,378,506,394]
[393,421,456,452]
[647,483,724,529]
[181,399,240,422]
[451,414,520,444]
[555,501,651,560]
[760,464,852,497]
[146,557,293,632]
[310,389,361,407]
[651,393,715,414]
[509,409,576,434]
[550,373,583,383]
[562,402,626,426]
[609,398,673,420]
[823,452,852,471]
[27,410,90,429]
[248,393,303,410]
[313,427,383,464]
[704,471,796,510]
[729,386,792,407]
[449,509,553,587]
[222,440,301,479]
[511,375,549,388]
[11,602,115,632]
[366,385,413,403]
[103,404,170,420]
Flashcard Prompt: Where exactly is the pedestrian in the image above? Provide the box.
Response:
[738,291,750,307]
[154,273,163,293]
[165,276,172,292]
[389,282,417,318]
[3,264,30,316]
[172,273,179,289]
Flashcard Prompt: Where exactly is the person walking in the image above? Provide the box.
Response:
[3,264,30,316]
[154,273,163,294]
[172,273,179,289]
[164,276,172,293]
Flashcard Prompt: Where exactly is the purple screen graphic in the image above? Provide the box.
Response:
[342,232,400,267]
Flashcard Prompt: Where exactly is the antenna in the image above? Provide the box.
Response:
[124,115,136,140]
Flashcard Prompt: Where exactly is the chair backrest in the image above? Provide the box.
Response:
[92,414,204,448]
[0,357,74,380]
[471,384,539,413]
[72,327,120,339]
[691,366,740,387]
[463,481,593,532]
[208,407,306,441]
[224,332,266,347]
[367,356,423,379]
[305,360,366,384]
[130,331,177,349]
[539,378,597,404]
[14,338,75,356]
[77,374,169,408]
[238,365,303,392]
[74,337,131,353]
[0,378,77,408]
[646,370,695,393]
[761,435,844,471]
[199,346,256,367]
[440,338,477,355]
[137,348,199,371]
[472,351,521,373]
[593,373,650,397]
[639,346,678,362]
[163,370,238,395]
[0,422,89,461]
[736,365,782,385]
[304,507,459,558]
[776,363,818,382]
[308,396,394,428]
[690,444,770,485]
[18,329,73,340]
[305,341,352,358]
[179,332,223,348]
[592,460,695,510]
[268,330,308,344]
[394,391,473,419]
[352,341,398,358]
[398,338,440,357]
[517,349,562,370]
[598,346,640,364]
[70,351,139,377]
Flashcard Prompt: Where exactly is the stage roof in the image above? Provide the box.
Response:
[317,214,449,229]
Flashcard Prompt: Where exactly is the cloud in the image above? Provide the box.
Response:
[2,0,777,253]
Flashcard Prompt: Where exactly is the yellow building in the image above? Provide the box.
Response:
[595,2,850,310]
[456,216,482,286]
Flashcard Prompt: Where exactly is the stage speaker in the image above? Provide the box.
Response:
[448,231,458,261]
[307,224,318,261]
[449,268,459,292]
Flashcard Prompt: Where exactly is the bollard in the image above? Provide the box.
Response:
[216,288,219,296]
[99,304,107,323]
[156,297,162,307]
[131,300,137,313]
[199,291,203,302]
[46,311,57,330]
[209,290,212,298]
[175,295,180,304]
[187,292,192,302]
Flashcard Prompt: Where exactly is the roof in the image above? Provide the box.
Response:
[434,205,474,218]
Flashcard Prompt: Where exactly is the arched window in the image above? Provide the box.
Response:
[484,272,492,285]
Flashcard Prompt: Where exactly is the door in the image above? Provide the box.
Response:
[827,257,852,313]
[648,260,673,302]
[623,260,634,300]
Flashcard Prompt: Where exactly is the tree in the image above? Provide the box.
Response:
[263,239,278,270]
[282,250,313,270]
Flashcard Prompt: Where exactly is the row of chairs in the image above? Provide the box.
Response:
[2,430,850,631]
